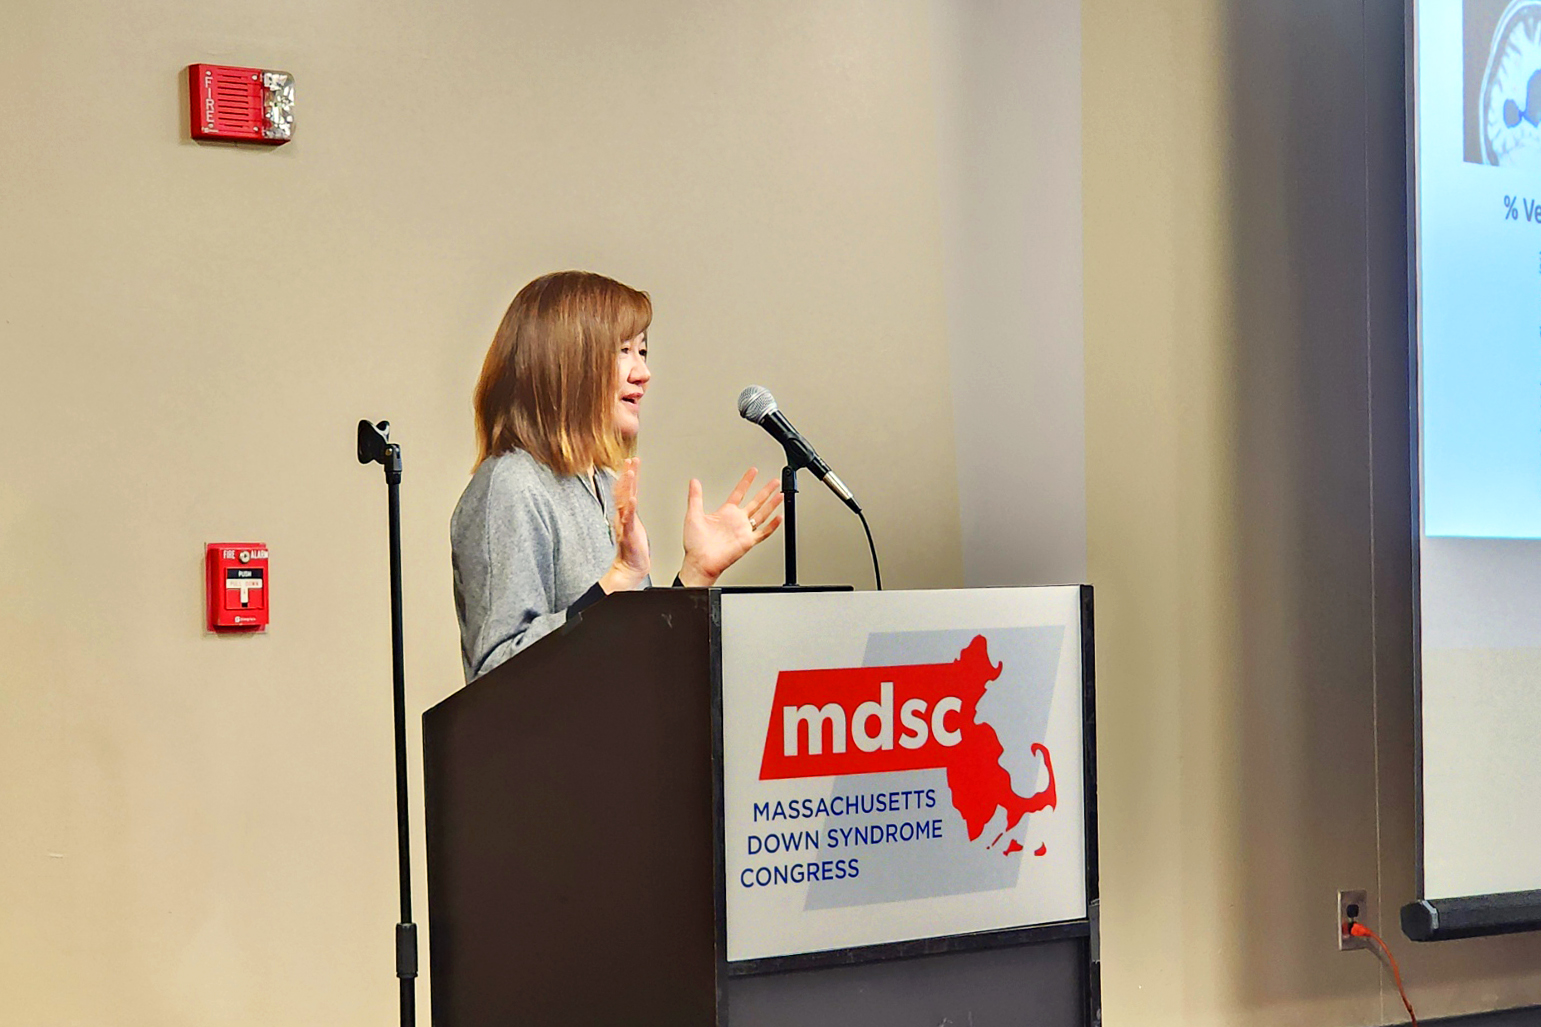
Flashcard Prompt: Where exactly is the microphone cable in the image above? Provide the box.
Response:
[857,509,882,590]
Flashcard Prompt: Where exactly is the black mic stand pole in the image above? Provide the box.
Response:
[781,463,799,587]
[356,419,418,1027]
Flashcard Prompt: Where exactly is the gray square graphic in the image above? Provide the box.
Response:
[802,627,1064,910]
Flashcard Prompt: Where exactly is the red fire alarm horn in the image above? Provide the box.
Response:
[188,64,294,144]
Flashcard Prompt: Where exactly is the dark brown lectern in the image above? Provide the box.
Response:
[424,585,1098,1027]
[424,588,721,1026]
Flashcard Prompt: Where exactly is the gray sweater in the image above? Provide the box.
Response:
[450,449,646,682]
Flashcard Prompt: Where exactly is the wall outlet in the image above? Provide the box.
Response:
[1338,889,1369,951]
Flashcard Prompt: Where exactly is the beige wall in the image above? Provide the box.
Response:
[1084,0,1541,1023]
[0,3,962,1022]
[1083,2,1242,1020]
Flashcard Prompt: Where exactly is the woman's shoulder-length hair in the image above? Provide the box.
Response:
[474,270,651,475]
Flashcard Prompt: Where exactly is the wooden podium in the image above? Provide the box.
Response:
[423,586,1096,1027]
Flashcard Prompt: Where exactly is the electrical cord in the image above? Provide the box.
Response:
[856,509,882,590]
[1348,922,1418,1026]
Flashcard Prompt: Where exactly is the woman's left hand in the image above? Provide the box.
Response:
[599,457,651,593]
[679,468,783,587]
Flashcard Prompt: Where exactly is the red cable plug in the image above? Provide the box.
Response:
[1347,922,1418,1026]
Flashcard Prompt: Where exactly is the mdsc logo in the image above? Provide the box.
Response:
[758,636,1056,847]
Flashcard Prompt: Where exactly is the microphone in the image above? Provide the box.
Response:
[737,385,861,513]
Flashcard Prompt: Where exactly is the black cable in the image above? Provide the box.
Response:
[857,509,882,590]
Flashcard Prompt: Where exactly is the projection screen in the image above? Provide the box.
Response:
[1405,0,1541,941]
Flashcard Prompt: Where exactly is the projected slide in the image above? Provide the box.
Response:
[1413,0,1541,916]
[1423,0,1541,537]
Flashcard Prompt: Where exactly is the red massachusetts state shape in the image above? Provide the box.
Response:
[941,638,1058,840]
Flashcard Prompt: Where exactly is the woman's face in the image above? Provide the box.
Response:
[613,332,650,440]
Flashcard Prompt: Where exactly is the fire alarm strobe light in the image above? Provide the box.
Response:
[188,64,294,144]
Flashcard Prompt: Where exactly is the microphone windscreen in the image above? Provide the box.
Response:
[737,385,778,423]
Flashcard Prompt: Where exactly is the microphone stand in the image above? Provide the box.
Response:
[356,419,418,1027]
[781,464,799,586]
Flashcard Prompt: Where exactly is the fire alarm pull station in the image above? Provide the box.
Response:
[207,543,269,632]
[187,64,294,144]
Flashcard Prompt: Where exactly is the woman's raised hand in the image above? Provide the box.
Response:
[600,457,650,593]
[679,468,783,587]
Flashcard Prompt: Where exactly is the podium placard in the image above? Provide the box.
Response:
[718,586,1095,969]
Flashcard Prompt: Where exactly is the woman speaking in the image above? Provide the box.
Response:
[451,271,783,682]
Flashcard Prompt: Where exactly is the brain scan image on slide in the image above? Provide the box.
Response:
[1476,1,1541,166]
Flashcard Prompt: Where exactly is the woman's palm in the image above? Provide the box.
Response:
[681,470,782,582]
[611,459,650,580]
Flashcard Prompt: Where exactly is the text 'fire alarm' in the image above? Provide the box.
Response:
[188,64,294,144]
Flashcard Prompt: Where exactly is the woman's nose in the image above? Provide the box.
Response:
[631,360,651,385]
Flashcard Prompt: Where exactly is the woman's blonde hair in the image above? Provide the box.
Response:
[474,270,652,474]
